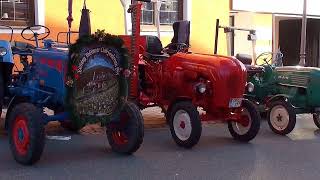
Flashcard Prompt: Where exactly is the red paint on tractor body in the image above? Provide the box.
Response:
[117,3,249,125]
[120,34,248,124]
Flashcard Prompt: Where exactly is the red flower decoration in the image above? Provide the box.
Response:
[72,65,78,71]
[74,73,80,80]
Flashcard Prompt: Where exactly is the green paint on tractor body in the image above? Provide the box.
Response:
[246,65,320,114]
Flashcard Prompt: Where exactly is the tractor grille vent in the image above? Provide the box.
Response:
[289,74,309,87]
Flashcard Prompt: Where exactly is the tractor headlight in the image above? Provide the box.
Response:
[0,47,7,57]
[196,83,207,94]
[247,82,255,93]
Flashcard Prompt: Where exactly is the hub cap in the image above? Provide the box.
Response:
[13,116,30,156]
[173,110,192,141]
[270,105,289,131]
[231,108,252,135]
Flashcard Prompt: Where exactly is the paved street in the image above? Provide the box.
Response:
[1,110,320,180]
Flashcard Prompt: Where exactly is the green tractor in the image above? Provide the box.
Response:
[240,52,320,135]
[214,18,320,135]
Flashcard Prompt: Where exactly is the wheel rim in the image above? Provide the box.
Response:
[231,108,252,135]
[112,131,128,145]
[173,110,192,141]
[12,115,30,156]
[270,105,289,131]
[111,112,129,145]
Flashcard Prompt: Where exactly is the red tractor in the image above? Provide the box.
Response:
[122,1,261,148]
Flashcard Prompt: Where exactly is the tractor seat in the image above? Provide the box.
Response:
[245,65,265,74]
[11,41,35,55]
[144,35,169,61]
[165,20,191,55]
[236,54,252,65]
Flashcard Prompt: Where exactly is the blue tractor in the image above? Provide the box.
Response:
[0,25,144,165]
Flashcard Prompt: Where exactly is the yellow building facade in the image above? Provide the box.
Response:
[1,0,230,55]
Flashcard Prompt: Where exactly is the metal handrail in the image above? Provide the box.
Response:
[56,31,79,44]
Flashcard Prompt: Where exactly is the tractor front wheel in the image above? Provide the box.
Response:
[267,100,296,135]
[8,103,45,165]
[169,101,202,148]
[106,102,144,154]
[228,100,261,142]
[313,113,320,129]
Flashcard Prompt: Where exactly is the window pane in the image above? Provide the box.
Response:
[141,2,154,25]
[159,0,179,25]
[141,10,154,25]
[143,2,153,10]
[141,0,181,26]
[0,0,33,25]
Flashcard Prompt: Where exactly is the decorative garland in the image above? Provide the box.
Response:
[65,30,131,129]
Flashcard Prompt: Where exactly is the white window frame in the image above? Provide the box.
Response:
[272,14,320,55]
[0,0,45,34]
[123,0,191,37]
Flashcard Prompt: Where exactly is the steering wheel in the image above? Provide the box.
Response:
[255,52,273,66]
[21,25,50,42]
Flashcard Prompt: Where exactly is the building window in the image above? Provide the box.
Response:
[0,0,35,26]
[141,0,183,25]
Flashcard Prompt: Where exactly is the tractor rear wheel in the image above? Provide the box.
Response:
[228,100,261,142]
[267,100,296,135]
[106,102,144,154]
[8,103,45,165]
[168,101,202,149]
[0,73,4,118]
[313,113,320,129]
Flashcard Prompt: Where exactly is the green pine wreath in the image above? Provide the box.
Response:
[65,30,131,129]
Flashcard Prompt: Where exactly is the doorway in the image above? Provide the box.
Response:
[278,18,320,67]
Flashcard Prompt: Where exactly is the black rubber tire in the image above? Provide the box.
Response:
[8,103,45,165]
[267,100,296,135]
[228,100,261,142]
[0,73,4,118]
[313,113,320,129]
[106,102,144,154]
[168,101,202,149]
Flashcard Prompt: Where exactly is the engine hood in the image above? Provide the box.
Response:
[174,53,245,69]
[172,53,247,81]
[169,53,247,108]
[276,66,320,73]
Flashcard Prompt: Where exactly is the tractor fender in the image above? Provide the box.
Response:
[265,94,292,108]
[166,97,192,120]
[4,96,29,130]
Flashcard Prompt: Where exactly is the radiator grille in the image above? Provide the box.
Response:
[289,74,309,87]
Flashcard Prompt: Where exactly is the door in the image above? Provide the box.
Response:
[279,18,320,67]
